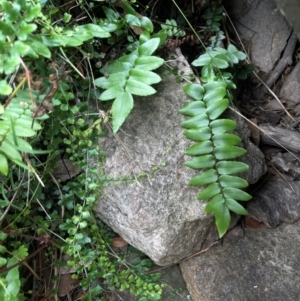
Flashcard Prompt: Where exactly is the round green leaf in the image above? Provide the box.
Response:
[219,175,248,188]
[183,127,211,141]
[185,141,213,156]
[183,84,205,101]
[179,101,206,116]
[181,114,209,129]
[206,98,229,119]
[197,183,221,200]
[217,161,249,174]
[213,133,241,146]
[184,154,215,169]
[210,119,236,134]
[0,80,12,96]
[225,198,248,215]
[189,168,218,186]
[215,145,246,160]
[223,187,252,201]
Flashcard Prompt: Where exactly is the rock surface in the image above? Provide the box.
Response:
[94,51,266,266]
[248,171,300,228]
[224,0,291,74]
[280,61,300,104]
[180,222,300,301]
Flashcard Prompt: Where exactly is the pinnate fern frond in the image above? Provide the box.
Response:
[0,91,42,175]
[180,44,252,237]
[95,36,164,133]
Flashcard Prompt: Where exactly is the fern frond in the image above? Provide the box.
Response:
[95,34,164,133]
[0,91,42,175]
[180,45,252,237]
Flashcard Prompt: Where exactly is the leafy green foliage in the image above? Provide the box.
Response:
[0,90,44,175]
[180,44,252,237]
[0,1,165,300]
[95,34,164,132]
[160,19,185,37]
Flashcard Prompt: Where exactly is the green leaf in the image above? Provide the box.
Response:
[217,161,249,174]
[12,41,30,56]
[99,85,124,101]
[138,38,160,56]
[102,6,119,21]
[134,56,164,71]
[219,175,248,188]
[183,84,205,101]
[28,39,51,58]
[179,101,206,116]
[139,30,151,44]
[189,169,218,186]
[213,133,241,146]
[206,98,229,119]
[192,51,218,66]
[185,141,213,156]
[78,24,110,38]
[129,69,161,85]
[111,91,133,133]
[226,198,248,215]
[0,153,8,176]
[184,154,215,169]
[181,114,209,129]
[125,79,156,96]
[0,257,7,268]
[204,81,227,92]
[13,245,28,259]
[197,183,221,200]
[223,187,252,201]
[1,140,22,161]
[95,72,127,89]
[203,87,226,104]
[214,202,231,237]
[0,81,12,96]
[215,145,246,160]
[205,194,223,213]
[211,54,229,69]
[13,125,36,137]
[210,119,236,134]
[140,16,153,32]
[17,22,37,40]
[125,14,140,26]
[183,127,211,141]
